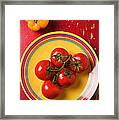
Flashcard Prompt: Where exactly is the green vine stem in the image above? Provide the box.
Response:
[50,54,72,72]
[52,73,58,84]
[50,54,72,84]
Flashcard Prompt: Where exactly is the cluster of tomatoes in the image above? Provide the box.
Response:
[35,48,90,99]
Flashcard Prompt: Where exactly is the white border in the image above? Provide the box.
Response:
[5,5,114,115]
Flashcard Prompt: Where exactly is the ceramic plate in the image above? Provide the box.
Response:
[21,31,98,100]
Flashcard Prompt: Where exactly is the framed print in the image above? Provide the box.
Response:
[0,0,118,119]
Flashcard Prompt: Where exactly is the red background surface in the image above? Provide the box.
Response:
[20,20,99,100]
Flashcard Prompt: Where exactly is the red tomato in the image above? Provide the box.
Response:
[42,80,62,99]
[70,53,89,73]
[35,60,55,81]
[51,48,69,68]
[57,68,76,88]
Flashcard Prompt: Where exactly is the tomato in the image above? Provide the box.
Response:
[57,68,76,88]
[70,53,89,73]
[35,60,55,81]
[37,20,49,29]
[27,20,49,31]
[27,20,41,31]
[42,80,62,99]
[51,48,69,68]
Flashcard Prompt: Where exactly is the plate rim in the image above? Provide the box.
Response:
[20,31,99,100]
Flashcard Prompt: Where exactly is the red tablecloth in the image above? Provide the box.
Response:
[20,20,99,100]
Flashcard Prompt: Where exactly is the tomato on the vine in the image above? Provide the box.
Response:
[42,80,62,99]
[51,48,69,68]
[57,68,76,88]
[35,60,55,80]
[70,53,89,73]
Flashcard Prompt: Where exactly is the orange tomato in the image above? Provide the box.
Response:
[27,20,49,31]
[37,20,49,29]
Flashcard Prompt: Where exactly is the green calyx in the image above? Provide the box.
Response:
[71,58,81,72]
[64,69,71,78]
[74,61,80,66]
[34,20,38,23]
[56,53,62,61]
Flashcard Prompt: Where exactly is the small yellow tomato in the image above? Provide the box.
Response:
[27,20,41,31]
[37,20,49,29]
[27,20,49,31]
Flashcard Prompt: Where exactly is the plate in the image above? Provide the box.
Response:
[21,31,98,100]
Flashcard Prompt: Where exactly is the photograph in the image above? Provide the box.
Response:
[20,20,99,100]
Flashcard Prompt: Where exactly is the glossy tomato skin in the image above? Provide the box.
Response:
[70,53,89,73]
[42,80,62,99]
[51,48,69,68]
[57,68,76,88]
[35,60,55,81]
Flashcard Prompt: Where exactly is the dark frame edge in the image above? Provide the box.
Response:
[2,115,119,119]
[0,0,117,5]
[1,1,5,120]
[0,0,118,120]
[114,1,118,119]
[0,1,1,119]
